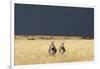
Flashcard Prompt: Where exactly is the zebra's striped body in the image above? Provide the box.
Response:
[59,42,66,55]
[49,42,57,55]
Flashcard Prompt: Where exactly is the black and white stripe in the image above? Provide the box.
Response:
[59,42,66,55]
[49,42,57,55]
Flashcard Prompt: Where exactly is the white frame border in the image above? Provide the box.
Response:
[10,0,95,69]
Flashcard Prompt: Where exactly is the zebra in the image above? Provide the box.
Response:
[49,41,57,56]
[59,42,66,55]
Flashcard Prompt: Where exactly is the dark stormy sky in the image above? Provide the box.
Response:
[15,4,94,36]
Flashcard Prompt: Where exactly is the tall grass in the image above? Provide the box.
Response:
[15,39,94,65]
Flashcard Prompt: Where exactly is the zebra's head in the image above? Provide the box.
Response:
[60,42,65,47]
[50,41,55,48]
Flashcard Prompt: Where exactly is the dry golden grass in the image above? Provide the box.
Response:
[15,38,94,65]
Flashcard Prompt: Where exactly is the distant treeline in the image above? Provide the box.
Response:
[15,35,94,40]
[81,36,94,39]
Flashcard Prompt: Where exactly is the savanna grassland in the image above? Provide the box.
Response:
[15,36,94,65]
